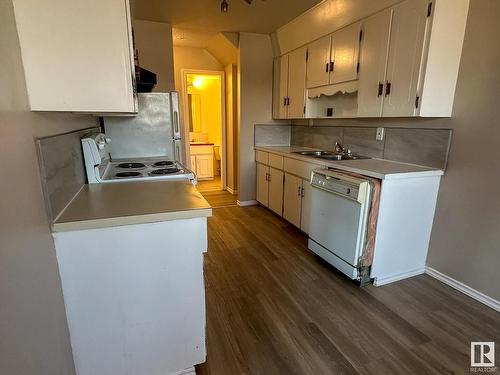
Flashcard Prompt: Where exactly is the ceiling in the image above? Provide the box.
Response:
[135,0,323,34]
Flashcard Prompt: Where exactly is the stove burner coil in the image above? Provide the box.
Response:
[117,162,146,169]
[149,168,180,175]
[153,161,175,167]
[115,171,142,178]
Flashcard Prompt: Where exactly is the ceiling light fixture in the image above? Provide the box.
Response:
[220,0,257,13]
[220,0,229,12]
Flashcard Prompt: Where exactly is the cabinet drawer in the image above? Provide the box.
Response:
[190,145,213,155]
[255,150,269,164]
[268,153,284,170]
[284,157,323,180]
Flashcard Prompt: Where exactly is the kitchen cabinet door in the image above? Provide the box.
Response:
[278,55,289,119]
[12,0,136,113]
[330,22,362,85]
[306,35,332,89]
[268,168,284,216]
[256,163,269,207]
[283,173,302,228]
[300,180,312,234]
[287,47,307,119]
[382,0,429,117]
[357,9,393,117]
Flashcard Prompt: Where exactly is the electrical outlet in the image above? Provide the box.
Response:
[376,127,385,141]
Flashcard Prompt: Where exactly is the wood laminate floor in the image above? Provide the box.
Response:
[196,205,500,375]
[200,190,238,208]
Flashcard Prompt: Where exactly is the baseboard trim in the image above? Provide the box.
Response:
[373,267,426,287]
[237,199,258,207]
[425,267,500,312]
[226,187,238,195]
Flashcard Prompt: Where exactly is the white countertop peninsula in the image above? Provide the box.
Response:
[51,180,211,375]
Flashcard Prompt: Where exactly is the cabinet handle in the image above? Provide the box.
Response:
[301,187,305,198]
[377,82,384,97]
[329,61,334,72]
[385,81,391,96]
[283,97,287,106]
[265,172,268,181]
[325,63,329,72]
[297,186,301,196]
[268,173,271,182]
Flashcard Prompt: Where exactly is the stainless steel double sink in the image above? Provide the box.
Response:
[292,150,369,161]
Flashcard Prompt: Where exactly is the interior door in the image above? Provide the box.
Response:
[306,35,332,89]
[268,168,284,216]
[300,180,312,234]
[382,0,429,117]
[278,55,289,119]
[330,22,362,84]
[283,173,302,228]
[287,47,307,119]
[357,9,393,117]
[256,163,269,207]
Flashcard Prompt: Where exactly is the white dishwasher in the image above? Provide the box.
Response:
[308,169,372,280]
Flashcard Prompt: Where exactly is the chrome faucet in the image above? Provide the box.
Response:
[334,141,346,154]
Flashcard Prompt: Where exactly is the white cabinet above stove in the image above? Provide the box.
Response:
[12,0,137,114]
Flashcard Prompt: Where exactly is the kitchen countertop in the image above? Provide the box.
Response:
[255,146,444,180]
[52,180,212,232]
[190,142,214,146]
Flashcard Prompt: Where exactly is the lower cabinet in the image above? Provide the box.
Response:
[256,163,283,216]
[283,173,312,234]
[190,145,214,180]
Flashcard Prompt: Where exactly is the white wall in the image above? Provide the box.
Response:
[133,20,175,92]
[238,33,277,202]
[0,1,98,374]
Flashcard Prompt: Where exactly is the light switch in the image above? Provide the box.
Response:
[376,127,385,141]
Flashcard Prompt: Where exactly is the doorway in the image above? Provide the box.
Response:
[181,70,225,192]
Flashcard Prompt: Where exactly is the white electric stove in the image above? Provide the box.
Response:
[82,133,196,184]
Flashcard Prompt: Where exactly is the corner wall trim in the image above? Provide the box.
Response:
[425,267,500,312]
[237,200,258,207]
[373,267,426,286]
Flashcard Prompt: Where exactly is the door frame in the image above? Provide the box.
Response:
[181,69,226,190]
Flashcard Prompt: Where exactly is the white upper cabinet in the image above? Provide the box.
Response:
[273,47,307,119]
[382,0,429,117]
[306,35,332,89]
[287,47,307,118]
[275,0,469,118]
[357,9,392,117]
[278,55,289,119]
[330,22,362,85]
[12,0,136,113]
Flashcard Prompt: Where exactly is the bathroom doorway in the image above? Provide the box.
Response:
[181,70,225,192]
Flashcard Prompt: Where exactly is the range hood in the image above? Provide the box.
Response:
[136,66,157,93]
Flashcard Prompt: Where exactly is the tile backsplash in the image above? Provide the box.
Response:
[36,126,100,223]
[290,125,452,169]
[254,124,291,146]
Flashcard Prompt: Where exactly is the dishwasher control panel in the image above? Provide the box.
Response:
[311,169,369,201]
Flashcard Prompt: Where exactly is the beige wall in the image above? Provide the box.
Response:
[238,33,277,202]
[133,20,175,92]
[426,0,500,300]
[0,1,98,374]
